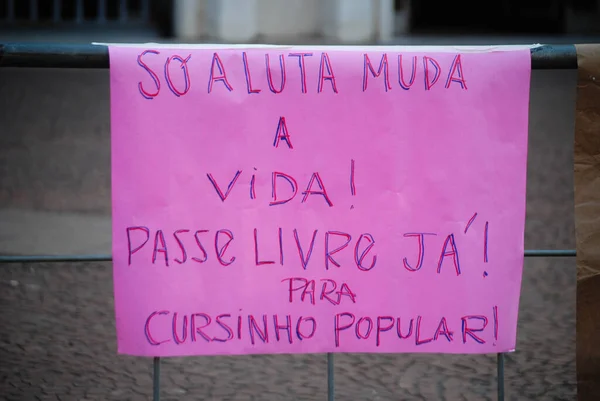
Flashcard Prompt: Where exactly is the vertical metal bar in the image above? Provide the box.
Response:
[29,0,38,21]
[153,357,160,401]
[327,353,334,401]
[7,0,15,22]
[97,0,106,23]
[75,0,83,23]
[140,0,150,21]
[53,0,61,23]
[119,0,128,23]
[497,353,505,401]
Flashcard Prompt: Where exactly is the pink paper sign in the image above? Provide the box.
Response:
[109,45,531,357]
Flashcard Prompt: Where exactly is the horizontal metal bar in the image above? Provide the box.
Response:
[0,255,111,263]
[0,43,108,69]
[0,43,578,70]
[0,250,576,263]
[524,249,576,257]
[530,44,577,70]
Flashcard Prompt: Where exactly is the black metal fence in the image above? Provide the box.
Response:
[0,43,579,401]
[0,0,151,26]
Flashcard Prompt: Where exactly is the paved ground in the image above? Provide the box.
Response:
[0,33,579,400]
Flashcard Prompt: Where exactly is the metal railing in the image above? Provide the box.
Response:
[0,0,150,26]
[0,43,579,401]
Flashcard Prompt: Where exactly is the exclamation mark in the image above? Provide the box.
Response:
[484,221,489,263]
[350,159,356,210]
[250,167,257,199]
[350,159,356,196]
[278,227,284,265]
[493,305,498,344]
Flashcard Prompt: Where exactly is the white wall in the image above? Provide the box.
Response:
[337,0,376,42]
[320,0,376,43]
[173,0,203,39]
[176,0,391,43]
[257,0,319,38]
[204,0,258,42]
[319,0,338,40]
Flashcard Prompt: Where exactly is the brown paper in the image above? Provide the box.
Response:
[575,44,600,401]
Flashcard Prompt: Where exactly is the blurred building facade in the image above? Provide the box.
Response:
[177,0,600,42]
[0,0,600,43]
[173,0,397,43]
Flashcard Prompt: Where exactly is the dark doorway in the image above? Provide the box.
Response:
[409,0,566,34]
